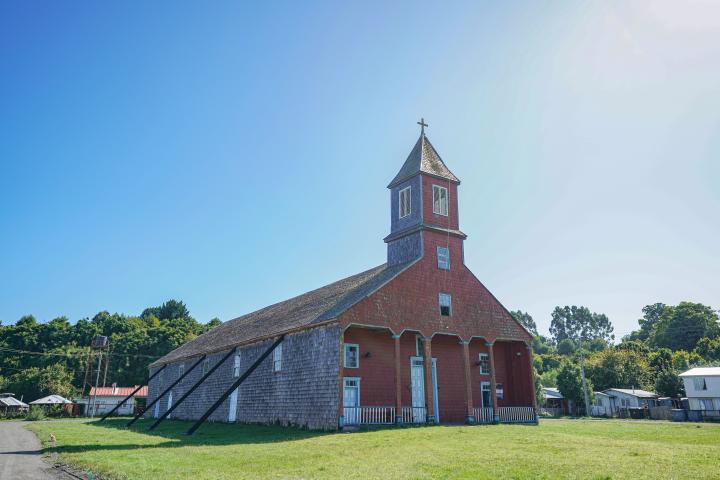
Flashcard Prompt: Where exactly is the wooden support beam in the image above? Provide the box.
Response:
[185,335,284,435]
[126,356,205,427]
[487,341,499,423]
[149,348,236,431]
[100,364,167,422]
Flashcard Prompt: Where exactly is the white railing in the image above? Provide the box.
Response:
[473,407,494,424]
[343,406,395,426]
[498,407,537,424]
[401,406,426,424]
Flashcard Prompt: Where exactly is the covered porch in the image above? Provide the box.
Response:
[339,326,538,427]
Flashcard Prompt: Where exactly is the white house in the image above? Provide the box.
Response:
[78,384,147,417]
[679,367,720,412]
[591,391,612,417]
[602,388,658,415]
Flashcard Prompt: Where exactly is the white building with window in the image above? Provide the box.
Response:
[679,367,720,412]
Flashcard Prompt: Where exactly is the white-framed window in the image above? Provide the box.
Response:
[273,342,283,372]
[437,246,450,270]
[478,353,489,375]
[344,343,359,368]
[481,381,492,408]
[178,363,185,384]
[693,377,708,391]
[439,293,452,316]
[415,335,423,356]
[233,353,241,378]
[496,383,504,400]
[701,399,714,410]
[158,369,164,388]
[399,186,412,218]
[202,358,209,376]
[432,185,448,216]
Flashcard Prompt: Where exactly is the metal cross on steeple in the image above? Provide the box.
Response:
[417,117,428,135]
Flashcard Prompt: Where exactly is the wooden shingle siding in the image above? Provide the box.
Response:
[146,324,341,430]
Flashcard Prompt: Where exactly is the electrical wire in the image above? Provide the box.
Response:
[0,346,160,359]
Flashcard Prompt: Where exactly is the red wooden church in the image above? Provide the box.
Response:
[146,122,536,430]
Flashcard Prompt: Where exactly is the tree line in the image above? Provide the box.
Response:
[512,301,720,409]
[0,300,220,401]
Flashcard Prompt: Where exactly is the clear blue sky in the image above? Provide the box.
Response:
[1,1,718,338]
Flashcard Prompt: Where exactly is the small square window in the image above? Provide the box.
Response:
[439,293,452,316]
[432,185,448,216]
[233,353,241,378]
[344,344,359,368]
[437,246,450,270]
[399,186,412,218]
[496,383,504,400]
[478,353,489,375]
[273,343,283,372]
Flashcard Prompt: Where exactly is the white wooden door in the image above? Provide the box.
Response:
[410,357,426,423]
[343,377,360,425]
[228,388,238,422]
[166,391,173,419]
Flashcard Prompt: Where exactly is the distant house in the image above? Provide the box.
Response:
[679,367,720,416]
[78,384,148,417]
[540,388,568,415]
[591,391,612,417]
[0,393,29,415]
[602,388,658,415]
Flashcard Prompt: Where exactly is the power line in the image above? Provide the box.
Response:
[0,346,160,359]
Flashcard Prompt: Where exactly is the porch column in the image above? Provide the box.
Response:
[486,341,499,424]
[422,336,436,424]
[393,334,403,424]
[338,334,345,428]
[461,340,475,424]
[526,343,538,421]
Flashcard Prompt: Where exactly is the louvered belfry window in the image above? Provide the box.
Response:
[399,186,411,218]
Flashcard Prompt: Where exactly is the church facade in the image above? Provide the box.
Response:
[146,127,536,430]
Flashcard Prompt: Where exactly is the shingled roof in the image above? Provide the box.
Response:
[151,261,415,367]
[388,133,459,188]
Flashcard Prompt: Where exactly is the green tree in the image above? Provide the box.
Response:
[650,302,719,351]
[585,348,653,391]
[557,361,593,409]
[550,306,613,414]
[655,369,684,397]
[557,339,577,356]
[695,336,720,362]
[550,306,614,344]
[511,310,538,336]
[626,303,666,341]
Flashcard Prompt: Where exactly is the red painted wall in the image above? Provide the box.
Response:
[421,175,459,230]
[340,230,530,343]
[431,334,467,423]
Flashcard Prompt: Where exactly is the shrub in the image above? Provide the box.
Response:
[25,406,47,421]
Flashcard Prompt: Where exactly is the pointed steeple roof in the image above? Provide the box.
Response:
[388,133,459,188]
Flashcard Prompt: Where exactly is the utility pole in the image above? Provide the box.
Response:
[579,345,590,416]
[89,335,109,418]
[91,352,102,418]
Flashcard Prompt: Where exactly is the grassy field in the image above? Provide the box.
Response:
[28,418,720,480]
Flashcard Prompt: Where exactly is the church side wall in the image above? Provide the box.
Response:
[145,323,341,430]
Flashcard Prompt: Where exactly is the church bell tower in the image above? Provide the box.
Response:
[385,120,466,266]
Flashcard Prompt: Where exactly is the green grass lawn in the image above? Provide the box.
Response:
[28,418,720,480]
